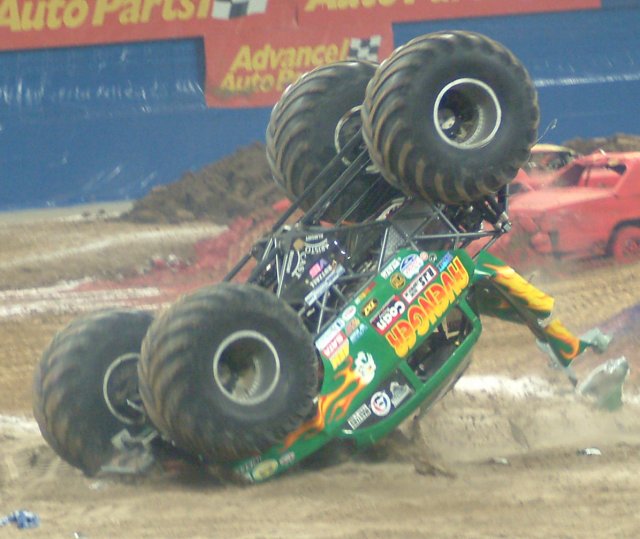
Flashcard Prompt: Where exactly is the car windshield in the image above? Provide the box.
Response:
[526,150,575,172]
[551,162,626,189]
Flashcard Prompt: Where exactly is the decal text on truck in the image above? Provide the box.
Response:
[385,256,469,357]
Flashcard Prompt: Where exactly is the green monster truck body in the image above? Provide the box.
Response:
[230,246,604,483]
[33,31,611,482]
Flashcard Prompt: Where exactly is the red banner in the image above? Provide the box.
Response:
[0,0,601,52]
[204,20,393,107]
[0,0,602,108]
[0,0,296,50]
[296,0,602,25]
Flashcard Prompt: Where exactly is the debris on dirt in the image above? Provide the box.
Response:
[577,447,602,457]
[121,142,282,225]
[508,419,530,449]
[0,510,40,529]
[577,356,629,411]
[414,456,457,478]
[562,132,640,155]
[487,457,511,466]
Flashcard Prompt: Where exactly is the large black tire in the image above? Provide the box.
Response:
[33,310,154,476]
[138,283,318,463]
[266,60,399,222]
[362,31,539,204]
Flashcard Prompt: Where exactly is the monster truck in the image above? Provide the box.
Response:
[32,31,611,482]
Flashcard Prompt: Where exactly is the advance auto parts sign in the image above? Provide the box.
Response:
[205,20,392,107]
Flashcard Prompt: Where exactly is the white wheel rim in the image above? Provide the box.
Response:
[433,78,502,150]
[212,330,281,406]
[103,353,144,425]
[335,105,378,174]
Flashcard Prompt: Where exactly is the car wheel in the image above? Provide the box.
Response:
[611,225,640,263]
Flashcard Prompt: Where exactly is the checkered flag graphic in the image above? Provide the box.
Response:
[347,36,382,62]
[212,0,268,19]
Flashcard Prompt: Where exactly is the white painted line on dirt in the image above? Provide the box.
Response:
[454,375,557,399]
[0,225,224,269]
[0,415,39,433]
[0,280,88,299]
[0,281,164,319]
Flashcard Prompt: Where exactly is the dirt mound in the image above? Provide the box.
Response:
[562,132,640,155]
[120,134,640,227]
[122,142,281,224]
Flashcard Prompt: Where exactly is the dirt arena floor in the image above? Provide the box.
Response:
[1,203,640,538]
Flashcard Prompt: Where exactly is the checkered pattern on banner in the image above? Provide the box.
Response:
[347,36,382,62]
[212,0,268,19]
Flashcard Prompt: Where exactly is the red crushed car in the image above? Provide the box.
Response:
[494,152,640,265]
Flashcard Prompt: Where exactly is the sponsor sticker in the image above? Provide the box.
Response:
[278,452,295,467]
[348,323,367,344]
[347,403,372,430]
[341,305,357,322]
[315,317,346,350]
[389,272,406,290]
[322,331,349,369]
[305,263,345,305]
[321,331,346,359]
[361,297,379,318]
[400,253,424,279]
[308,259,332,286]
[371,296,405,334]
[304,234,330,254]
[354,281,376,306]
[235,455,262,474]
[389,381,411,407]
[251,459,279,481]
[401,264,438,304]
[284,249,307,279]
[370,391,392,417]
[309,258,329,279]
[380,257,401,279]
[344,316,361,337]
[354,351,376,384]
[437,252,454,272]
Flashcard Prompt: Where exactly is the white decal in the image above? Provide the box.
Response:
[354,351,376,384]
[390,381,411,407]
[347,403,372,430]
[380,258,401,279]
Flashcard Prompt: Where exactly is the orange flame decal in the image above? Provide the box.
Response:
[283,356,365,449]
[543,319,581,360]
[485,263,554,316]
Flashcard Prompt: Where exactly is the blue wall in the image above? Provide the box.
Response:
[2,5,640,211]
